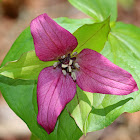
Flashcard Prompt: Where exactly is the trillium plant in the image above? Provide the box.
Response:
[31,13,138,134]
[0,0,140,139]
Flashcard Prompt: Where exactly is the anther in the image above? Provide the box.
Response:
[68,66,72,72]
[62,64,68,68]
[61,55,66,59]
[62,70,67,76]
[53,62,59,68]
[69,59,73,65]
[74,63,80,69]
[71,72,76,81]
[72,52,78,56]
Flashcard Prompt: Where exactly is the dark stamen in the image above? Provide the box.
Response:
[53,53,80,81]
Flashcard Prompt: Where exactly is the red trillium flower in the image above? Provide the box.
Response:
[30,13,138,134]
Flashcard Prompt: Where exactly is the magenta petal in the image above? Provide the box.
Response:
[76,49,138,95]
[30,13,78,61]
[37,66,76,134]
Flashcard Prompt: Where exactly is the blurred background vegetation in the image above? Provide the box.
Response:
[0,0,140,140]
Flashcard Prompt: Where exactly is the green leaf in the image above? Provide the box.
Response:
[73,17,110,53]
[1,27,34,67]
[86,94,133,132]
[67,86,93,134]
[30,134,40,140]
[54,17,94,33]
[110,22,140,61]
[83,22,140,132]
[55,108,83,140]
[68,0,117,22]
[0,76,47,139]
[0,51,56,80]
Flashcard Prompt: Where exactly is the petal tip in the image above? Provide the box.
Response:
[132,83,139,92]
[37,114,53,134]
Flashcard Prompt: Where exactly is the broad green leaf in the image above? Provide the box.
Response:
[30,134,40,140]
[54,17,94,33]
[110,22,140,61]
[83,22,140,132]
[0,51,56,80]
[55,108,82,140]
[73,17,110,53]
[1,27,34,67]
[0,77,47,139]
[68,0,117,22]
[67,86,93,134]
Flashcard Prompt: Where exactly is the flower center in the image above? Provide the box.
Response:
[53,52,80,81]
